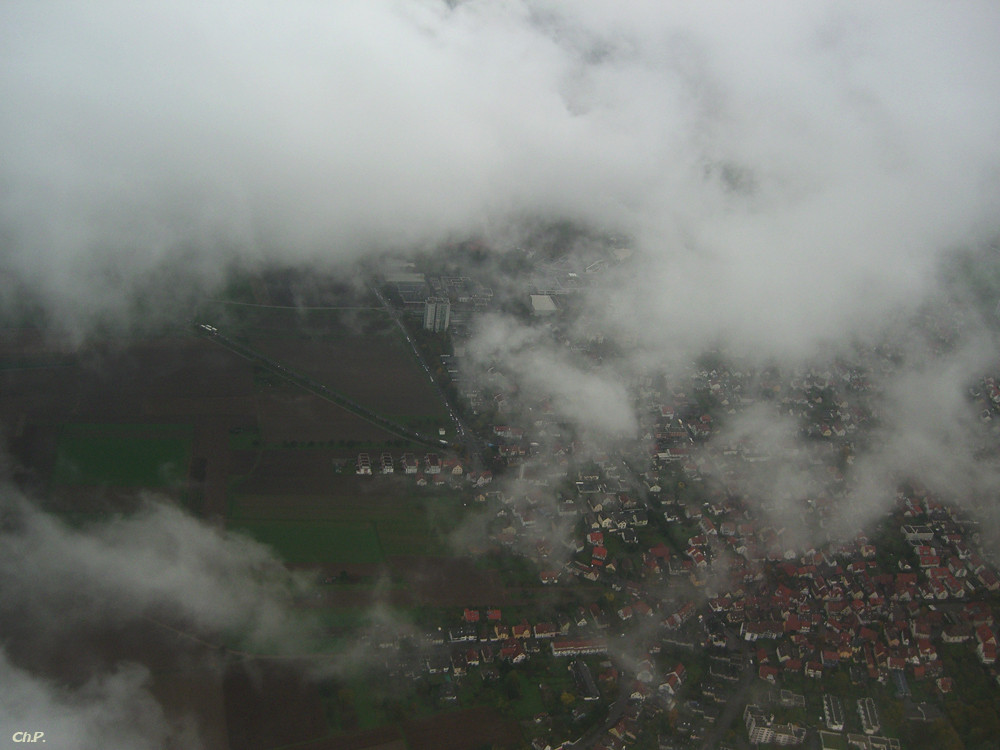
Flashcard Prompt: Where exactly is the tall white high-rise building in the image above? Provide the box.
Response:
[423,297,450,332]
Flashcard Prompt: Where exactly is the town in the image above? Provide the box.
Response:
[4,238,1000,750]
[271,240,1000,750]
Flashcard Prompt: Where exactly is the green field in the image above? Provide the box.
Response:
[229,486,466,559]
[52,423,193,488]
[231,519,385,564]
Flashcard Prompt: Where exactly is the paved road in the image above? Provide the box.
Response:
[369,284,486,469]
[568,666,633,749]
[701,633,755,749]
[567,633,646,750]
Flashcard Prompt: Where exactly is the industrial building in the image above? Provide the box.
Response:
[529,294,558,315]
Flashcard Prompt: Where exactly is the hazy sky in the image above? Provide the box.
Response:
[2,0,999,345]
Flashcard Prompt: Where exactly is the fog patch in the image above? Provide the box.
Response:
[0,493,314,651]
[0,653,201,750]
[468,315,637,440]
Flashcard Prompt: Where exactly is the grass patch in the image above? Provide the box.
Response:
[229,489,468,559]
[348,685,390,730]
[231,519,384,564]
[53,423,192,488]
[376,518,440,556]
[818,731,848,750]
[314,606,374,630]
[229,427,261,450]
[377,515,458,557]
[508,677,547,720]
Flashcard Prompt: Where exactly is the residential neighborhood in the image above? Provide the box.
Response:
[315,250,1000,750]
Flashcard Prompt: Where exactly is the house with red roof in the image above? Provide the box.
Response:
[759,665,780,683]
[533,622,559,639]
[512,620,531,640]
[500,639,527,664]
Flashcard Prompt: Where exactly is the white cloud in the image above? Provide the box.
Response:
[1,1,996,346]
[0,493,313,650]
[0,653,200,750]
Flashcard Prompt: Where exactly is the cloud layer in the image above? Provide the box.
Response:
[3,2,1000,741]
[2,1,998,348]
[1,653,200,750]
[0,491,315,749]
[0,495,310,648]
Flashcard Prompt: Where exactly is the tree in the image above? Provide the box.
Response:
[881,699,903,729]
[505,673,522,700]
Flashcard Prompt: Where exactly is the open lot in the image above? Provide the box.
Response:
[2,330,443,513]
[0,338,256,427]
[205,298,448,423]
[386,555,511,607]
[4,326,475,571]
[216,267,379,310]
[290,728,407,750]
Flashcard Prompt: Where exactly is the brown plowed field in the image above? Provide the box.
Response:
[223,659,329,750]
[250,337,445,419]
[388,556,511,607]
[0,338,255,424]
[193,417,233,520]
[402,706,522,750]
[291,727,407,750]
[257,392,399,445]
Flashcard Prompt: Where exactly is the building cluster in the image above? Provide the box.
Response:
[355,451,492,487]
[366,604,613,691]
[727,489,1000,688]
[422,297,450,333]
[441,359,1000,747]
[383,265,493,335]
[743,704,807,746]
[375,251,1000,748]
